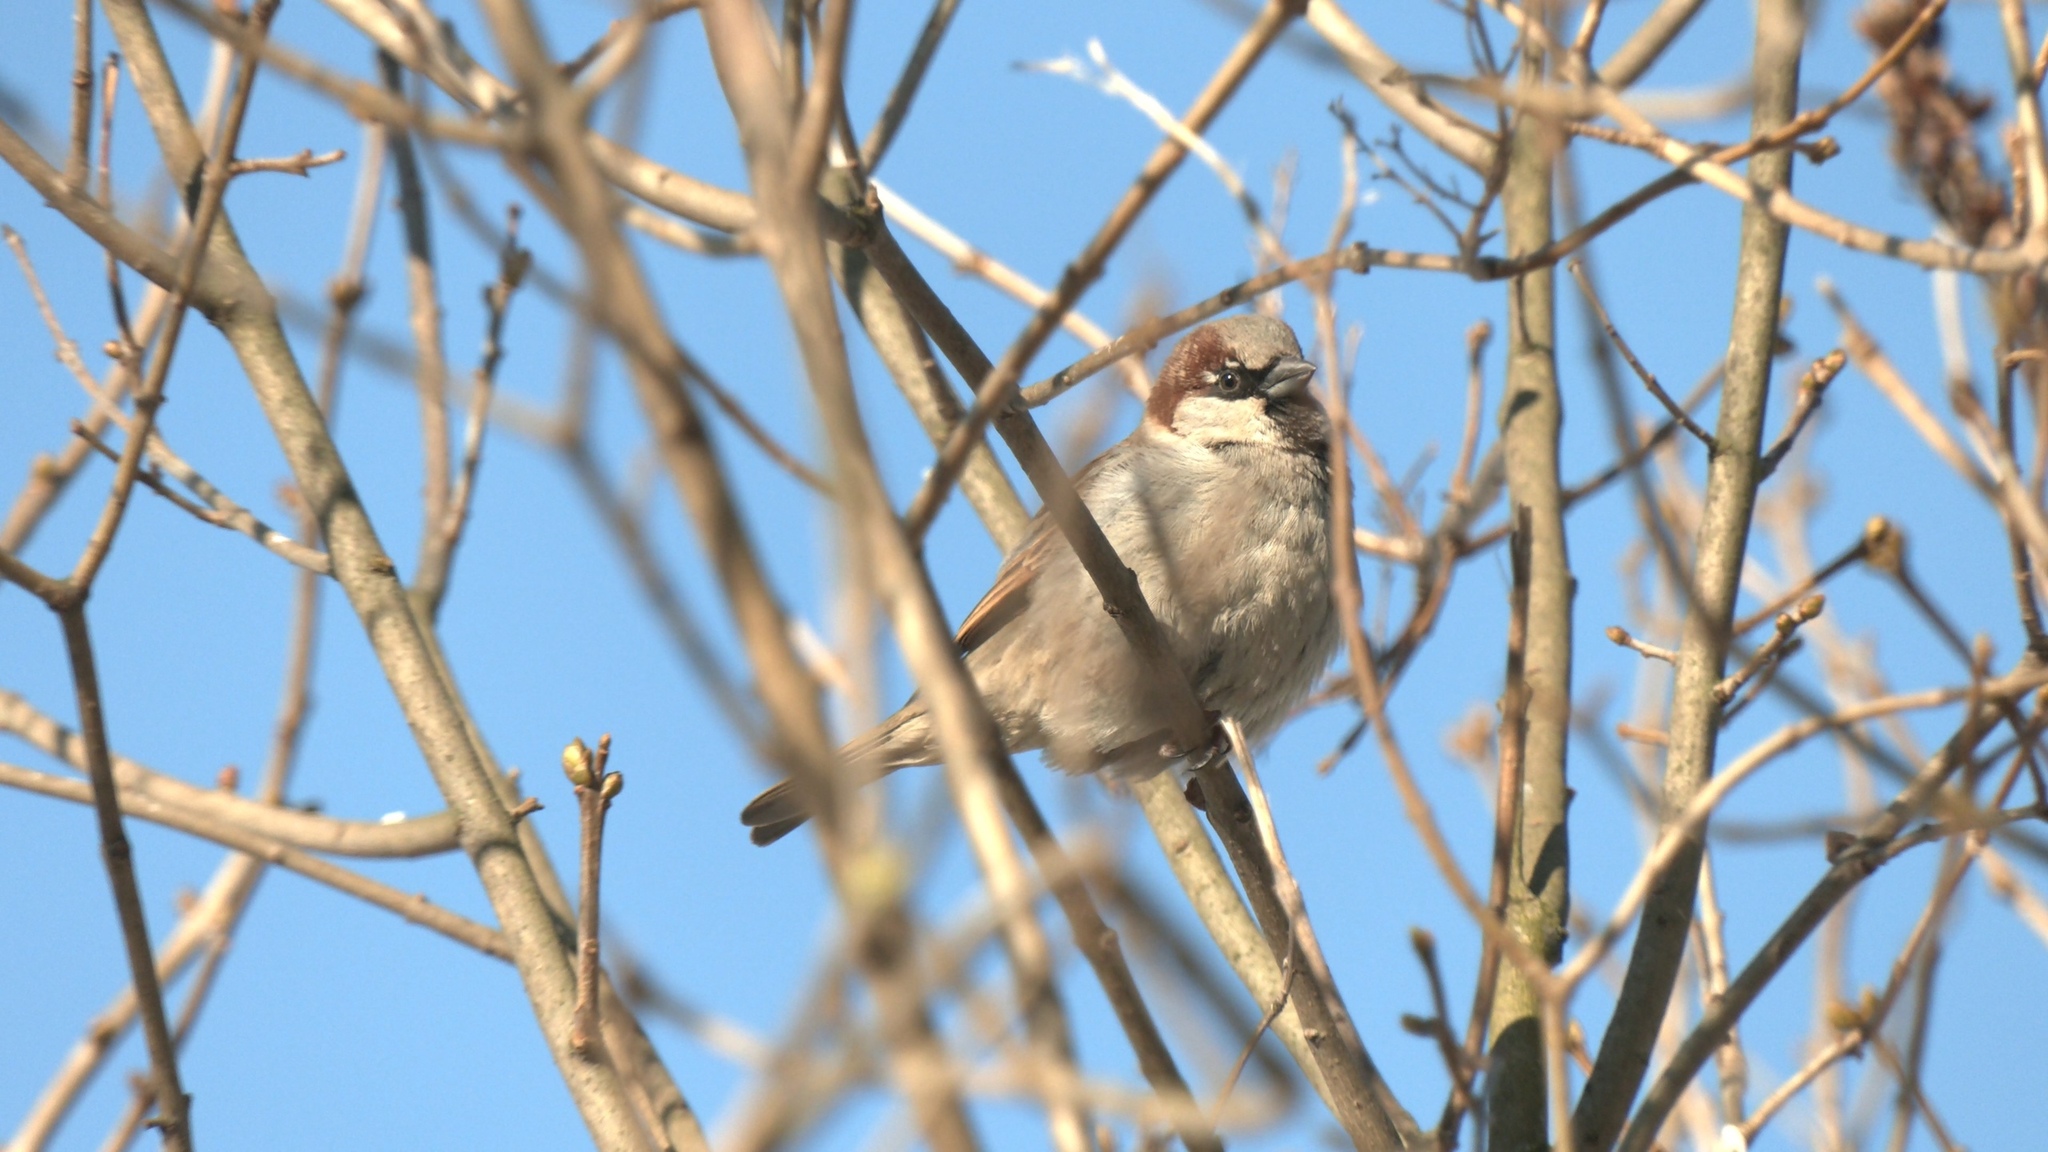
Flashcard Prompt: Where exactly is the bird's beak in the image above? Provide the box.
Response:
[1261,356,1317,400]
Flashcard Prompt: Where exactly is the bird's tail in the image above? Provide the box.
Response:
[740,703,938,845]
[738,779,812,846]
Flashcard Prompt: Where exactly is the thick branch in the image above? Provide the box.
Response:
[89,2,657,1143]
[701,2,1086,1146]
[465,1,964,1146]
[1575,0,1805,1143]
[1487,87,1573,1152]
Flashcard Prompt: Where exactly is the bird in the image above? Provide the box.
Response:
[742,313,1338,845]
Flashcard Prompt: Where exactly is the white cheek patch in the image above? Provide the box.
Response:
[1173,395,1285,447]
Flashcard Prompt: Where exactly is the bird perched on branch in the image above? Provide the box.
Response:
[743,313,1338,844]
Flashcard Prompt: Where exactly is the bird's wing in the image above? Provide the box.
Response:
[952,442,1132,655]
[953,520,1055,654]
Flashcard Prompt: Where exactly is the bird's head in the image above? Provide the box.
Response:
[1144,314,1326,455]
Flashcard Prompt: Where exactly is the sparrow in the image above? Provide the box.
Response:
[743,313,1338,844]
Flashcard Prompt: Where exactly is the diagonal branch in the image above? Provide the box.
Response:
[74,2,664,1143]
[1304,0,1496,171]
[467,1,955,1146]
[1618,676,2033,1151]
[698,6,1093,1147]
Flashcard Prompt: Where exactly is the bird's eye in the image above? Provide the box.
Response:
[1218,369,1242,394]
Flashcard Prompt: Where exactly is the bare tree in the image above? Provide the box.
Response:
[2,0,2045,1149]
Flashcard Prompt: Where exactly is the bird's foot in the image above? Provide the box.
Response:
[1191,711,1231,770]
[1158,711,1230,765]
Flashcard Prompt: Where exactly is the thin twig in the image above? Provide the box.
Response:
[415,204,528,617]
[380,51,455,607]
[7,224,317,577]
[97,48,130,349]
[681,355,833,494]
[1607,624,1676,663]
[226,146,345,176]
[0,688,460,857]
[1694,850,1748,1124]
[1008,775,1224,1150]
[1758,350,1846,479]
[1020,243,1375,409]
[7,849,252,1152]
[562,0,696,92]
[827,189,1032,549]
[1305,0,1496,170]
[899,240,1369,541]
[1458,507,1529,1146]
[1823,279,1992,490]
[1617,675,2025,1151]
[1716,594,1825,705]
[1222,716,1407,1142]
[564,736,621,1058]
[1995,351,2048,654]
[874,180,1149,398]
[1733,530,1868,636]
[1568,259,1715,447]
[1486,512,1535,961]
[69,423,332,574]
[1450,320,1492,507]
[1872,1033,1965,1152]
[1743,819,2002,1146]
[1341,557,1559,991]
[1212,939,1297,1126]
[53,608,195,1150]
[1029,40,1289,267]
[860,0,961,172]
[100,918,232,1152]
[1405,931,1476,1148]
[95,511,332,1152]
[0,759,507,958]
[788,0,852,198]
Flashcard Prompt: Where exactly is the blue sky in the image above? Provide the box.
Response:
[2,1,2041,1149]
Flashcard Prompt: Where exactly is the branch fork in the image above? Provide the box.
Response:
[1716,594,1826,709]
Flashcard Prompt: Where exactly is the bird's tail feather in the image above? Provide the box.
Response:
[739,704,938,846]
[739,780,810,846]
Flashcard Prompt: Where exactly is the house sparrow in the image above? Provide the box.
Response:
[743,313,1337,844]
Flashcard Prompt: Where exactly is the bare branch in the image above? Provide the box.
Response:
[1576,0,1806,1138]
[1304,0,1496,171]
[1607,624,1677,664]
[0,688,460,856]
[227,146,345,176]
[1758,349,1846,478]
[860,0,962,172]
[563,736,622,1058]
[1568,260,1715,448]
[0,759,507,957]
